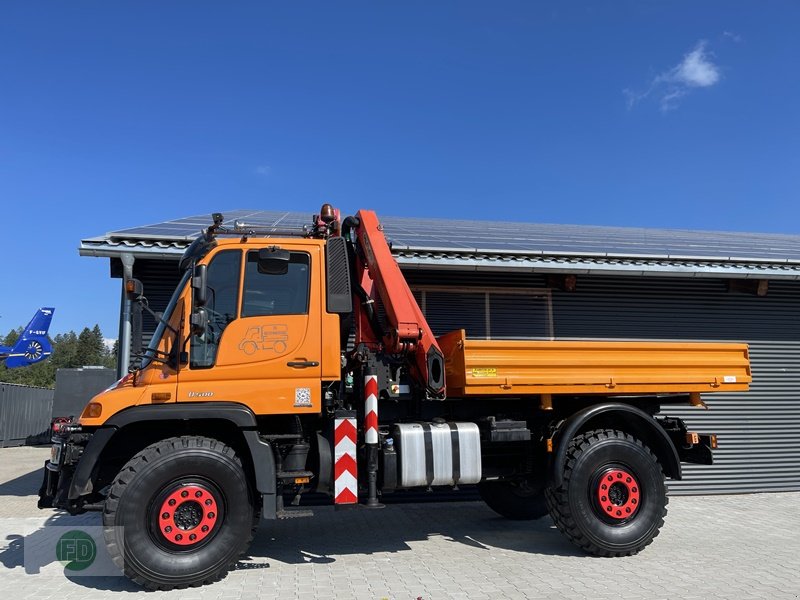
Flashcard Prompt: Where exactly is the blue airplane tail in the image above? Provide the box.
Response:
[1,308,55,368]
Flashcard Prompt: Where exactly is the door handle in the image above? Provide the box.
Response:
[287,361,319,369]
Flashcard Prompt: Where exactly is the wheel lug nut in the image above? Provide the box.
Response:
[632,487,638,493]
[607,475,613,482]
[205,499,212,506]
[165,526,172,533]
[616,510,622,516]
[196,491,203,498]
[601,484,607,490]
[601,496,607,501]
[626,477,631,483]
[168,499,176,506]
[632,499,637,504]
[175,534,183,541]
[626,508,631,513]
[181,490,189,498]
[202,525,209,532]
[161,512,169,519]
[208,512,215,519]
[617,473,622,479]
[189,534,197,541]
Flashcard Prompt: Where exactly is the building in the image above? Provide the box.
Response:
[80,209,800,495]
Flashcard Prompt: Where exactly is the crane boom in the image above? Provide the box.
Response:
[346,209,446,398]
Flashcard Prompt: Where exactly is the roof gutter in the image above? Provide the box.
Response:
[78,241,800,280]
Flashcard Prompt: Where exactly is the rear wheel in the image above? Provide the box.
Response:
[545,429,667,556]
[478,478,549,520]
[103,436,258,590]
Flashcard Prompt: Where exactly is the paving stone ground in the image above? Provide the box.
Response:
[0,446,798,599]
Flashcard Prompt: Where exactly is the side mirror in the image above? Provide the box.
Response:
[258,247,290,275]
[190,307,208,336]
[192,264,208,307]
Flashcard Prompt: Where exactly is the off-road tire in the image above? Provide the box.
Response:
[478,480,549,520]
[102,436,258,590]
[545,429,668,557]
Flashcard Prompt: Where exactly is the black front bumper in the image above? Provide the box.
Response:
[37,424,94,513]
[37,459,74,509]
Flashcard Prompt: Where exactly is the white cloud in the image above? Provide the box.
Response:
[254,165,271,176]
[626,40,722,112]
[103,338,116,351]
[723,31,742,43]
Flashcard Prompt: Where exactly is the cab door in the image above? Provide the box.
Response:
[177,243,322,414]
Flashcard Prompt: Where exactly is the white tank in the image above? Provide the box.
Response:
[393,421,482,488]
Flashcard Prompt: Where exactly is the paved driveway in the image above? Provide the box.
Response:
[1,447,797,599]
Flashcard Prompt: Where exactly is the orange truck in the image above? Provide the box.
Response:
[39,205,751,589]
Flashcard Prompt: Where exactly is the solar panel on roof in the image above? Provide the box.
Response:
[88,209,800,263]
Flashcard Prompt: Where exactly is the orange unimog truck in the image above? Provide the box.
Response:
[39,205,751,589]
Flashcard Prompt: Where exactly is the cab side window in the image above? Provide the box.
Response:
[242,251,310,317]
[190,250,241,368]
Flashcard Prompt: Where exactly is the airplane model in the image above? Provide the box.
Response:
[0,308,55,368]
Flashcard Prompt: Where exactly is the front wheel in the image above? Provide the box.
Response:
[545,429,667,557]
[102,436,257,590]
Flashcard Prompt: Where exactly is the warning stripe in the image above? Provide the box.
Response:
[334,416,357,504]
[364,375,379,445]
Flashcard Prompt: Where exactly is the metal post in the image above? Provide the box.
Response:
[116,253,135,377]
[364,369,383,508]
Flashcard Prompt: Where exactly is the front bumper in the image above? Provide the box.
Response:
[37,421,92,513]
[37,459,74,509]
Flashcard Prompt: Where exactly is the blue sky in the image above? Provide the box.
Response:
[1,1,798,337]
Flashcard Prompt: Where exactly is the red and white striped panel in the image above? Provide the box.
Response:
[364,374,378,445]
[334,416,357,505]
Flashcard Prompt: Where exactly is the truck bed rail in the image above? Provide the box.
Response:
[438,330,751,397]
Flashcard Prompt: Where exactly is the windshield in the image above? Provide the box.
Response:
[140,270,191,369]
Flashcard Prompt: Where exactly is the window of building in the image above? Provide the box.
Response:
[412,286,553,340]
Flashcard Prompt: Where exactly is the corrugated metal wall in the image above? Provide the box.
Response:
[552,276,800,495]
[405,270,800,495]
[0,383,54,447]
[130,259,184,357]
[132,260,800,495]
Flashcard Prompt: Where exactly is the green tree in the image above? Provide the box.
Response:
[3,328,21,346]
[76,326,105,367]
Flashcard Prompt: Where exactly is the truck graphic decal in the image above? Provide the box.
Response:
[238,324,289,355]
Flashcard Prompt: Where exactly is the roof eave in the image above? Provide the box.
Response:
[78,240,800,280]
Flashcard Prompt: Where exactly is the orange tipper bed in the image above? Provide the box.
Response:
[438,329,751,397]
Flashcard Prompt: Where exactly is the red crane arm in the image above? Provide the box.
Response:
[350,210,446,398]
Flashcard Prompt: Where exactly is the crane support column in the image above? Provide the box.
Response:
[364,369,383,508]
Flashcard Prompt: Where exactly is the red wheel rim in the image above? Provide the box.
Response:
[596,468,640,521]
[157,484,219,546]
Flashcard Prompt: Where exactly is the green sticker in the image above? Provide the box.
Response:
[56,530,97,571]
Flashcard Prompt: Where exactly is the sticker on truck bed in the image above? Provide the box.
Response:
[472,368,497,378]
